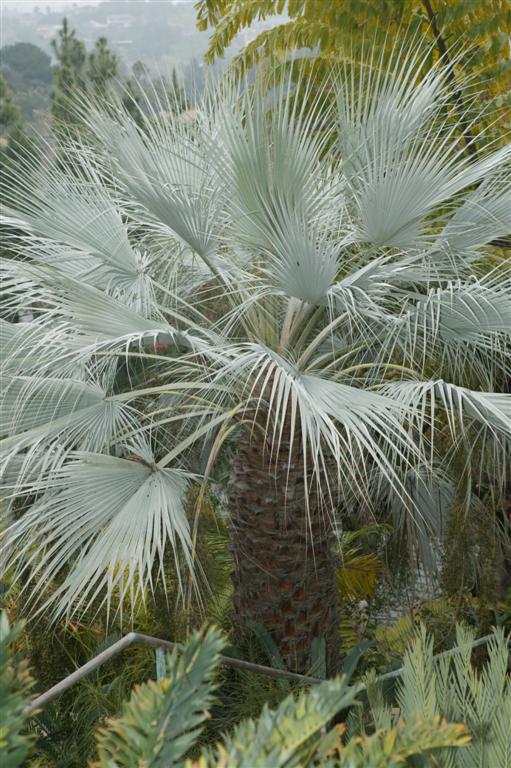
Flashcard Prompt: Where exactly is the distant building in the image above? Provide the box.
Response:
[106,15,134,28]
[37,24,60,40]
[178,109,198,124]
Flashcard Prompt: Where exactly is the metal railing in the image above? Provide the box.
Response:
[26,629,509,715]
[26,631,323,714]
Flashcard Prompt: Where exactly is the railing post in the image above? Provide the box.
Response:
[155,647,166,681]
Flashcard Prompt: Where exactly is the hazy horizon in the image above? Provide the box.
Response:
[0,0,278,77]
[3,0,102,13]
[1,0,213,67]
[2,0,195,14]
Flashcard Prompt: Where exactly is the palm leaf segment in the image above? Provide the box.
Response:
[1,45,510,620]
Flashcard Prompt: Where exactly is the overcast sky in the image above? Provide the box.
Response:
[2,0,194,14]
[3,0,104,12]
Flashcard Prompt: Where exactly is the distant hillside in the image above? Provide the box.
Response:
[1,1,282,134]
[1,0,266,72]
[0,41,53,132]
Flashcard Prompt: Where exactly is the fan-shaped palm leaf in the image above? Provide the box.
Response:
[1,442,193,621]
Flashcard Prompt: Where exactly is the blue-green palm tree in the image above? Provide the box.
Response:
[1,46,510,673]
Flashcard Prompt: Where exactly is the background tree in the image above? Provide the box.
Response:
[123,61,189,126]
[88,37,118,97]
[0,43,53,134]
[0,42,53,86]
[50,17,87,128]
[50,18,117,132]
[0,75,20,137]
[196,0,511,146]
[0,75,34,199]
[122,60,150,127]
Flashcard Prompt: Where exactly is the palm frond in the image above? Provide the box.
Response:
[336,43,511,249]
[82,102,226,272]
[382,379,511,438]
[411,279,511,343]
[0,375,112,436]
[1,441,194,621]
[217,72,343,304]
[436,175,511,254]
[0,394,138,499]
[0,260,206,360]
[212,343,419,509]
[3,151,144,283]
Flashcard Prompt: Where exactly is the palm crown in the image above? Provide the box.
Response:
[1,45,510,671]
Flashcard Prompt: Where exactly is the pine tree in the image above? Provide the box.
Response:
[88,37,118,97]
[0,76,35,200]
[50,17,87,129]
[50,19,118,134]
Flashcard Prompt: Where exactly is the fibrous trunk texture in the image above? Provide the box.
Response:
[228,429,340,676]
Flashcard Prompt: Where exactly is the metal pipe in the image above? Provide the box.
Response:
[131,632,323,684]
[26,633,138,714]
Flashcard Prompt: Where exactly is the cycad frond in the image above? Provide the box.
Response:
[93,626,224,767]
[204,676,358,768]
[0,613,35,768]
[394,624,511,768]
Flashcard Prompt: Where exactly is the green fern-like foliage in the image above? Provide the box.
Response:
[194,678,359,767]
[0,611,34,768]
[336,716,469,768]
[366,624,511,768]
[92,625,471,767]
[92,627,225,767]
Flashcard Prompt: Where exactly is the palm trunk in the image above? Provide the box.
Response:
[228,427,340,676]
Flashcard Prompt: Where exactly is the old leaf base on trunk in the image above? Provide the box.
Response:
[228,429,340,676]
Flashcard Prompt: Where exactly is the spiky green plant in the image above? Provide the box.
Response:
[1,43,510,673]
[92,627,225,767]
[92,625,468,768]
[334,717,469,768]
[0,612,34,768]
[361,624,511,767]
